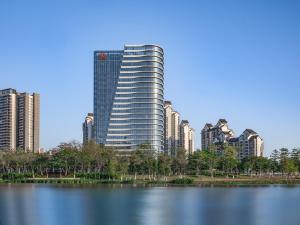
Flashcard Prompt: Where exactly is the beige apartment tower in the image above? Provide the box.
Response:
[171,111,180,150]
[164,101,181,155]
[0,89,40,152]
[164,101,195,155]
[180,120,195,154]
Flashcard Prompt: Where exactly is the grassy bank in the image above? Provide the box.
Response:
[192,177,300,186]
[1,175,300,186]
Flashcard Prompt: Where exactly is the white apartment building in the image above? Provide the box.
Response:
[201,119,235,152]
[237,129,264,159]
[201,119,264,159]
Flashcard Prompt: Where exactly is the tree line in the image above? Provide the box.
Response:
[0,141,299,180]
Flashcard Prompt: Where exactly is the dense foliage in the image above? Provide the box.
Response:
[0,142,299,180]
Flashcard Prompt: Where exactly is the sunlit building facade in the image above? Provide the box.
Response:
[201,119,264,159]
[180,120,195,154]
[94,45,164,152]
[201,119,235,153]
[164,101,181,155]
[0,88,40,152]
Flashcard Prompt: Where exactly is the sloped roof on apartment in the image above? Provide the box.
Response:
[218,119,228,124]
[228,137,239,142]
[164,101,172,106]
[244,129,257,134]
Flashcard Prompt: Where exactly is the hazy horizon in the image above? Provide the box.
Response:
[1,0,299,156]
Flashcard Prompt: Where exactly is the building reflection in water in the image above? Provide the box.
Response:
[0,184,38,225]
[1,184,300,225]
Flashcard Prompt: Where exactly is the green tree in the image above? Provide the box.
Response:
[281,158,297,178]
[220,145,238,176]
[279,148,289,160]
[157,153,172,180]
[270,149,280,174]
[139,145,157,180]
[102,148,117,179]
[279,148,290,175]
[171,148,187,177]
[241,156,255,175]
[199,145,218,177]
[33,153,50,176]
[129,150,143,180]
[290,148,300,172]
[116,156,129,180]
[187,151,203,175]
[254,157,270,176]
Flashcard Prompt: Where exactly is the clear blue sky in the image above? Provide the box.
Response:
[1,0,299,156]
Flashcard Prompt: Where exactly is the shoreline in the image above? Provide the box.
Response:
[1,176,300,186]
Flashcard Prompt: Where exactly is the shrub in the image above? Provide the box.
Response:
[2,173,33,180]
[170,177,194,185]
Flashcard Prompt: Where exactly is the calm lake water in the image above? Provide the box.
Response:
[0,184,300,225]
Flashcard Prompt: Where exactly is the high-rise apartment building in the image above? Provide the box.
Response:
[201,119,235,152]
[0,89,17,150]
[0,89,40,152]
[180,120,195,154]
[188,127,195,154]
[164,101,181,155]
[164,101,172,153]
[201,119,264,159]
[94,45,164,152]
[171,111,180,151]
[229,129,264,159]
[82,113,94,144]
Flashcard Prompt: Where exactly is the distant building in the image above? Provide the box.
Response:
[201,119,234,153]
[82,113,94,144]
[201,119,264,158]
[0,88,40,152]
[180,120,195,154]
[171,111,180,152]
[164,101,173,154]
[234,129,264,159]
[188,127,195,154]
[201,123,213,150]
[164,101,181,155]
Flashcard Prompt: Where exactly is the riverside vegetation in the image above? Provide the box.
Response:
[0,141,299,185]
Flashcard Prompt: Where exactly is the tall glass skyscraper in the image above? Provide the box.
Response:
[94,44,164,152]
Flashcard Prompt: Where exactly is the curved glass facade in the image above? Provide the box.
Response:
[94,45,164,152]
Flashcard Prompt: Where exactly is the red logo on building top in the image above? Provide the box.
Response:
[98,53,107,60]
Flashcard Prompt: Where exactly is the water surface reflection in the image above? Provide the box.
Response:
[0,184,300,225]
